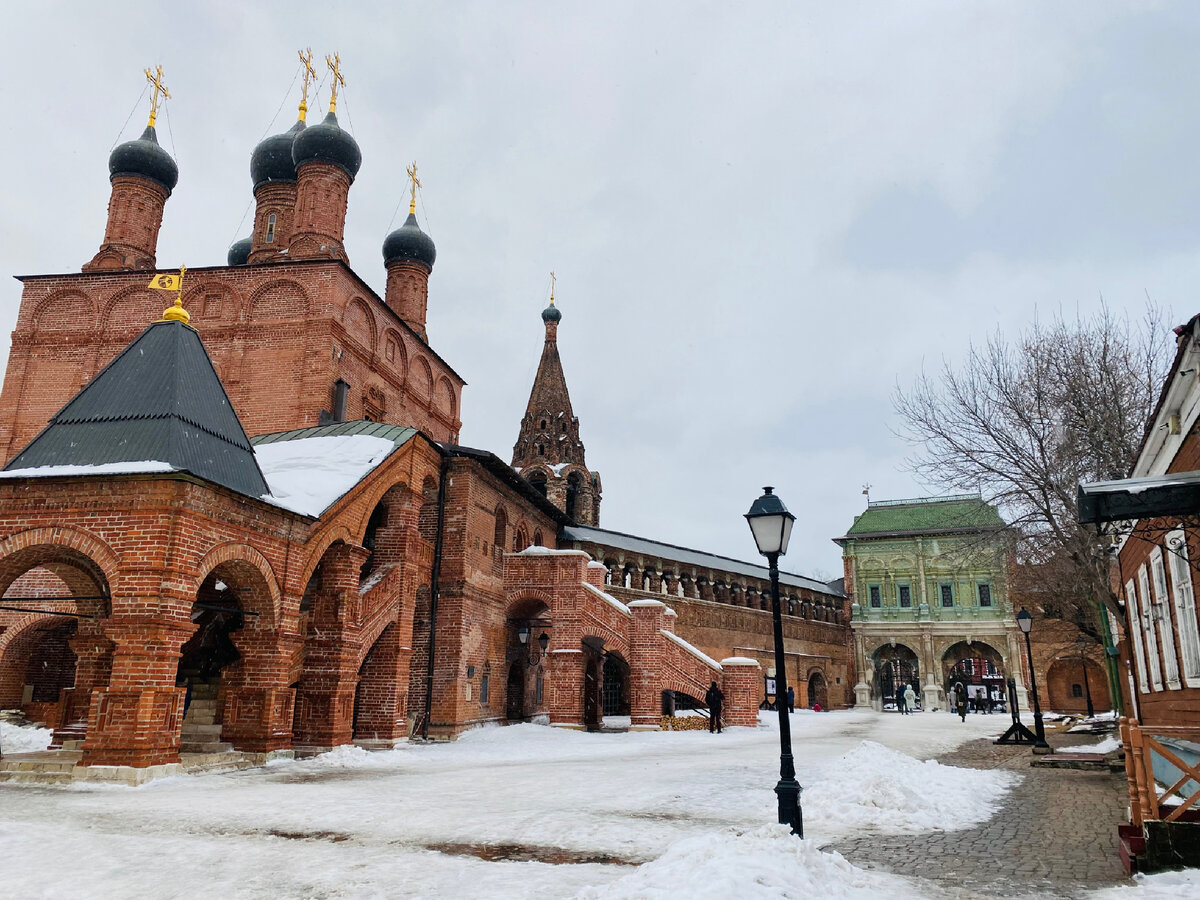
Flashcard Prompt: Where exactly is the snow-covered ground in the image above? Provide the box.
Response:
[0,710,1176,898]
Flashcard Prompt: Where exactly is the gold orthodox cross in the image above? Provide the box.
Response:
[406,161,421,214]
[326,52,345,113]
[144,65,170,128]
[550,271,556,305]
[297,48,316,122]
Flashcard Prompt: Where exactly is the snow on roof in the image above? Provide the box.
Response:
[0,460,176,479]
[515,546,590,557]
[720,656,761,667]
[561,525,838,595]
[582,582,631,617]
[550,462,569,475]
[661,629,721,671]
[255,434,398,517]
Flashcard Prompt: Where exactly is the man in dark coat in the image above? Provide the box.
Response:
[787,685,795,713]
[705,681,724,733]
[955,682,968,722]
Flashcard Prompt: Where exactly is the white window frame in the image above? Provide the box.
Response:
[1126,577,1150,693]
[1166,528,1200,687]
[1138,564,1163,691]
[1151,546,1182,689]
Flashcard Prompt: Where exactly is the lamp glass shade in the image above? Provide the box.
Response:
[518,625,530,644]
[745,487,796,556]
[538,631,550,653]
[1016,607,1033,634]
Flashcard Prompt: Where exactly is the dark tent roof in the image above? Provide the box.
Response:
[4,319,269,498]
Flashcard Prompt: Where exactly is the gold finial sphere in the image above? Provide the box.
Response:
[162,297,190,324]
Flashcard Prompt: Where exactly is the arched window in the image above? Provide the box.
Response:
[528,473,547,497]
[565,471,583,520]
[539,420,547,430]
[536,444,545,456]
[514,528,530,551]
[266,212,277,243]
[533,530,544,547]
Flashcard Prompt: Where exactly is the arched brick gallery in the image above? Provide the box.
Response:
[1045,657,1111,714]
[0,534,116,746]
[505,596,552,723]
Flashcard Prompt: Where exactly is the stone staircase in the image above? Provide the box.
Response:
[180,681,233,754]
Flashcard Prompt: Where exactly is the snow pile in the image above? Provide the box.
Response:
[805,741,1017,833]
[575,825,927,899]
[0,720,53,753]
[255,435,397,516]
[1062,734,1121,754]
[0,460,175,479]
[1087,867,1200,898]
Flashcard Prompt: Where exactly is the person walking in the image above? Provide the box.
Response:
[955,682,968,722]
[787,685,795,713]
[904,683,917,715]
[705,680,724,734]
[895,685,906,715]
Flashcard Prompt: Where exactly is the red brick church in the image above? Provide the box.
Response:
[0,62,852,779]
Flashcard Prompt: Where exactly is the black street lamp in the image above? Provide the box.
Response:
[518,626,550,667]
[745,486,803,837]
[1075,637,1095,719]
[1015,607,1050,749]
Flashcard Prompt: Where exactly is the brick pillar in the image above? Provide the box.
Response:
[628,599,667,731]
[289,162,352,262]
[646,568,661,593]
[80,618,192,767]
[385,260,432,342]
[547,649,585,728]
[293,543,368,748]
[51,623,112,747]
[585,561,607,590]
[248,181,298,263]
[82,174,170,272]
[221,627,301,754]
[351,623,409,746]
[720,657,762,727]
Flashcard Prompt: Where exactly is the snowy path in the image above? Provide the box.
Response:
[0,711,1017,899]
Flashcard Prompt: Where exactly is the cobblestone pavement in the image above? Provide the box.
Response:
[830,726,1131,899]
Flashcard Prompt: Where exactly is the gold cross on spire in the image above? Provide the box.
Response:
[326,52,345,114]
[550,271,556,306]
[297,48,316,122]
[406,161,421,215]
[144,65,170,128]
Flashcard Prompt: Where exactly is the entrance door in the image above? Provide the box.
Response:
[584,656,602,731]
[808,671,828,709]
[506,662,525,722]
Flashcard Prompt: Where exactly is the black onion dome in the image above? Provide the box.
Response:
[108,125,179,194]
[382,212,437,270]
[227,236,252,266]
[542,304,561,324]
[291,111,361,181]
[251,119,305,190]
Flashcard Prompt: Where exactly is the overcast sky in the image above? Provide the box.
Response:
[0,1,1194,580]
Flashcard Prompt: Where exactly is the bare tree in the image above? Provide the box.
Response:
[893,305,1172,638]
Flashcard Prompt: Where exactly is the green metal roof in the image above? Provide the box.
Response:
[841,494,1005,539]
[251,421,418,448]
[5,319,269,498]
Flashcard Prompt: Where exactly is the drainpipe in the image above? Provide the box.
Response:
[421,453,450,739]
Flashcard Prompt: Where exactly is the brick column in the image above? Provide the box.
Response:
[221,628,301,754]
[628,599,667,731]
[720,657,762,727]
[293,543,369,749]
[80,618,192,767]
[547,649,585,728]
[51,623,112,747]
[351,623,409,746]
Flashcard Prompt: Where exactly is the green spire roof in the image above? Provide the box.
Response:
[840,494,1004,539]
[4,319,269,498]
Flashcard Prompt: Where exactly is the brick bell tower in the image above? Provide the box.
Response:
[83,67,178,273]
[511,281,602,524]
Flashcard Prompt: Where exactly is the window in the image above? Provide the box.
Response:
[1139,564,1163,690]
[1151,547,1181,688]
[265,212,277,243]
[1167,529,1200,685]
[868,585,882,608]
[539,420,546,430]
[536,675,544,705]
[940,583,954,607]
[533,530,544,547]
[898,584,912,608]
[977,584,992,607]
[1071,683,1083,698]
[1126,577,1150,693]
[480,674,489,704]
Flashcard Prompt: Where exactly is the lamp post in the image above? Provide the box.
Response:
[1074,637,1095,718]
[518,625,550,667]
[745,486,802,837]
[1015,607,1049,749]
